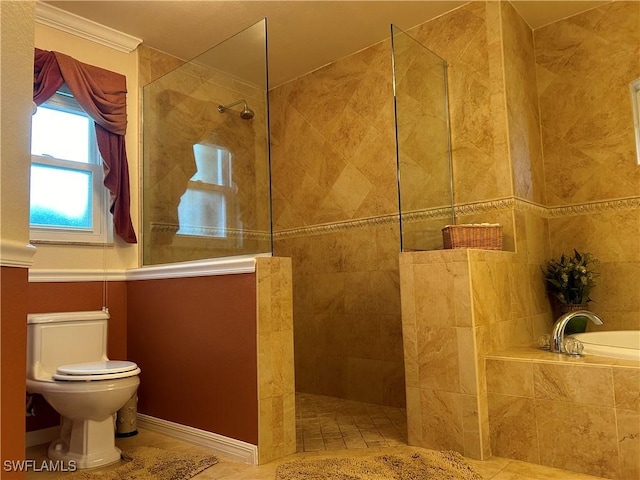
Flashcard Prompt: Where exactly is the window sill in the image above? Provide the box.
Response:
[30,239,114,247]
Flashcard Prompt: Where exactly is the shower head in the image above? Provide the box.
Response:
[240,105,255,120]
[217,99,254,120]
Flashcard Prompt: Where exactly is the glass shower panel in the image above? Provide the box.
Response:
[142,19,271,265]
[391,24,454,251]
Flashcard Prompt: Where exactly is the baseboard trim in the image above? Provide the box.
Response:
[137,414,257,465]
[26,426,60,448]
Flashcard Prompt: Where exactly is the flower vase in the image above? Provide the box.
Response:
[558,303,589,335]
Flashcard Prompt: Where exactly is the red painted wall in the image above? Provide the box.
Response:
[26,281,128,432]
[1,266,28,479]
[127,274,258,445]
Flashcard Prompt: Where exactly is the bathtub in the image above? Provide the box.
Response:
[570,331,640,361]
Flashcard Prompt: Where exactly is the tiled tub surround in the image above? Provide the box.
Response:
[486,349,640,480]
[399,2,639,469]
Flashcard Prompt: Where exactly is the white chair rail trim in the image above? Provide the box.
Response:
[126,253,269,281]
[28,253,270,282]
[29,269,127,282]
[0,240,37,268]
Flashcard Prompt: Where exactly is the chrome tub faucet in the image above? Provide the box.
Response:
[550,310,603,353]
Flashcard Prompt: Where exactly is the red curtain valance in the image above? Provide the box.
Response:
[33,48,137,243]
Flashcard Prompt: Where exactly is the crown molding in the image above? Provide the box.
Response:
[35,2,142,54]
[0,240,37,268]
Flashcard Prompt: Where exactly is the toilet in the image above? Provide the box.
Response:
[26,310,140,469]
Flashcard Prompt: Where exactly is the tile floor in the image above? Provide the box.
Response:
[295,393,406,452]
[25,393,609,480]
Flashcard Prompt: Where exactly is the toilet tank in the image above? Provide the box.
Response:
[27,310,110,381]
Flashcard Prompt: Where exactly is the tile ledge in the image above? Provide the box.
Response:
[487,346,640,369]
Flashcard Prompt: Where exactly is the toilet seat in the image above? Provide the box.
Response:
[53,361,140,381]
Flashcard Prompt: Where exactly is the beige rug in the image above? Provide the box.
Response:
[66,446,218,480]
[275,451,482,480]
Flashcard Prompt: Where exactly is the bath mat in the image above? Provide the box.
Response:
[66,446,218,480]
[275,450,482,480]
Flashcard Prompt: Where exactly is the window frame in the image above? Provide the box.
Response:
[631,77,640,165]
[176,142,240,244]
[29,89,113,245]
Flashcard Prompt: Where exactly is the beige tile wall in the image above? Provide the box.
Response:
[399,3,639,472]
[548,208,640,331]
[270,35,406,407]
[274,222,405,407]
[502,2,546,205]
[400,249,490,460]
[256,257,296,464]
[401,240,640,474]
[271,0,544,411]
[535,1,640,207]
[535,1,640,331]
[400,243,554,460]
[269,41,396,231]
[486,354,640,479]
[413,2,512,206]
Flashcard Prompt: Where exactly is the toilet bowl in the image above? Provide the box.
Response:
[26,311,141,469]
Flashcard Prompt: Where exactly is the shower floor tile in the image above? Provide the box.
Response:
[295,392,407,453]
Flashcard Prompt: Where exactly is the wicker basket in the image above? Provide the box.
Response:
[442,224,503,250]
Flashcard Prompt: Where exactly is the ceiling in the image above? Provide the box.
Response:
[43,1,610,87]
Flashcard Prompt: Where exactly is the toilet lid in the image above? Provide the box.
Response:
[53,361,140,381]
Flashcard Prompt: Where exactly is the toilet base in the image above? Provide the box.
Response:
[48,415,122,469]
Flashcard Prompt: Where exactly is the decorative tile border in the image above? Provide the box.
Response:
[137,196,640,243]
[547,197,640,217]
[274,213,399,239]
[150,222,271,241]
[273,196,639,239]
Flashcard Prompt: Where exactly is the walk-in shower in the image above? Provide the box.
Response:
[142,19,271,265]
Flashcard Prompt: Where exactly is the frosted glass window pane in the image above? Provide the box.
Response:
[177,188,227,237]
[191,143,231,186]
[31,107,91,163]
[30,164,92,229]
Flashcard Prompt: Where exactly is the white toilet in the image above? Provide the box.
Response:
[26,310,140,469]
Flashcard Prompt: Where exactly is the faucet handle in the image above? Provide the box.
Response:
[537,334,551,350]
[563,338,584,357]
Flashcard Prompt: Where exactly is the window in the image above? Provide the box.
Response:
[177,142,238,238]
[631,77,640,165]
[30,87,112,243]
